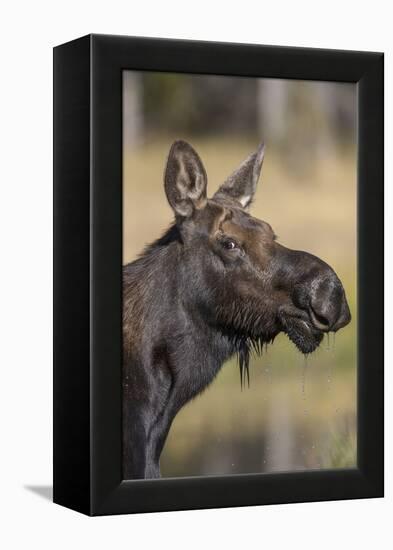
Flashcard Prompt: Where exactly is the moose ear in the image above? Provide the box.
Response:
[213,144,265,209]
[164,140,208,218]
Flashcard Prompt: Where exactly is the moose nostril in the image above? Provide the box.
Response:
[309,305,332,330]
[307,277,346,331]
[311,309,330,328]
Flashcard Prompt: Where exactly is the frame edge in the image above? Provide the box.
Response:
[53,34,92,516]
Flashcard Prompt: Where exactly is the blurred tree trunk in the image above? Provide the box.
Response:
[123,72,143,149]
[257,79,289,144]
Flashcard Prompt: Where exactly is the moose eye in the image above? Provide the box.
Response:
[221,238,238,250]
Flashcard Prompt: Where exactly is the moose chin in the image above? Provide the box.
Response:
[122,140,351,479]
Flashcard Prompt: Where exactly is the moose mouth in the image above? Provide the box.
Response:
[279,313,324,354]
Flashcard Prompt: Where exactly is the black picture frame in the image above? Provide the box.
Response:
[53,34,384,516]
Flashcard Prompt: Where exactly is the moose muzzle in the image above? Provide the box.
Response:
[291,257,351,333]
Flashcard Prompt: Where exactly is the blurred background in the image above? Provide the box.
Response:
[123,71,357,477]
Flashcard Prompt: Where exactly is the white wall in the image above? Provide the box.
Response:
[0,1,390,549]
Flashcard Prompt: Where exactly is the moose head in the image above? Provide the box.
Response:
[164,140,351,377]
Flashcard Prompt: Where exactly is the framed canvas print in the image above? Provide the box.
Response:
[53,34,384,515]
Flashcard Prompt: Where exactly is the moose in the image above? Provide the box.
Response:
[123,140,351,479]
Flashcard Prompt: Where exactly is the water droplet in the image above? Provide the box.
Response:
[301,356,308,400]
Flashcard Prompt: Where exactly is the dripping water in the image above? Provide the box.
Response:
[301,354,308,402]
[326,332,336,392]
[265,366,272,384]
[300,355,311,465]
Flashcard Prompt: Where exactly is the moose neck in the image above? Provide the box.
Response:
[132,225,237,368]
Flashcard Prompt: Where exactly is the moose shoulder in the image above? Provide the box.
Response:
[122,140,351,479]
